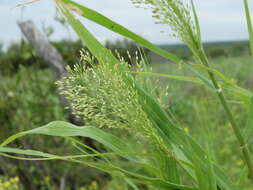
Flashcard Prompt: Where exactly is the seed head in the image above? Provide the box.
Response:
[132,0,200,50]
[58,51,170,152]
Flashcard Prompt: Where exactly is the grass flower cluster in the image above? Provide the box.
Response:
[132,0,199,50]
[57,51,165,147]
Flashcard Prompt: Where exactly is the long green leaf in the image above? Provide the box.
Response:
[1,121,138,161]
[56,2,118,65]
[130,71,202,84]
[243,0,253,62]
[0,147,56,158]
[87,162,198,190]
[58,0,182,64]
[0,147,196,190]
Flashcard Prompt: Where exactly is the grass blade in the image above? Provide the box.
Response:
[0,147,56,158]
[243,0,253,62]
[130,71,202,84]
[87,162,198,190]
[57,0,182,64]
[56,2,119,65]
[0,147,196,189]
[1,121,138,161]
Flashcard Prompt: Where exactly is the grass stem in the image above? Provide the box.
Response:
[198,49,253,181]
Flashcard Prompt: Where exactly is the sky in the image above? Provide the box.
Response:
[0,0,253,47]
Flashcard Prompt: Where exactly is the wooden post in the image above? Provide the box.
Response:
[17,20,82,125]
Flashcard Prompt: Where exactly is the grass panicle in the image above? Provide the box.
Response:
[57,51,167,151]
[132,0,200,52]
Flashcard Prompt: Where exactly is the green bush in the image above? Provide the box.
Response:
[0,66,105,189]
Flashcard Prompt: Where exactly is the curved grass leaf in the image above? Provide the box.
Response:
[130,71,202,84]
[57,0,182,64]
[0,121,138,161]
[0,148,154,161]
[243,0,253,62]
[87,162,198,190]
[0,147,196,189]
[0,147,56,158]
[131,70,252,108]
[56,2,119,65]
[189,63,236,85]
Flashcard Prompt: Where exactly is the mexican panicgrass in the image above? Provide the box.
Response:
[5,3,235,188]
[1,0,253,189]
